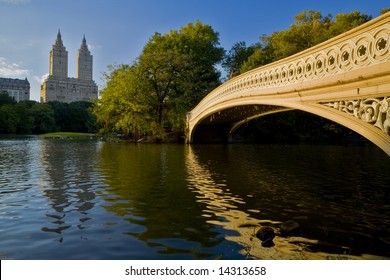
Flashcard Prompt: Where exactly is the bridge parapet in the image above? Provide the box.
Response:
[189,13,390,120]
[187,12,390,155]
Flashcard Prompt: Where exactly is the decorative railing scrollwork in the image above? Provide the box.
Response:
[322,97,390,134]
[189,14,390,121]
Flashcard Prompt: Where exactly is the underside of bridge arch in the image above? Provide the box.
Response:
[189,101,390,156]
[191,104,292,143]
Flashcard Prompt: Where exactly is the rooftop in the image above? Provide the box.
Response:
[0,77,30,85]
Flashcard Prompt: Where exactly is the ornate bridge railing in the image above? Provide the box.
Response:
[187,12,390,155]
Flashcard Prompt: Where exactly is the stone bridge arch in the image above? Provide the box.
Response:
[186,12,390,156]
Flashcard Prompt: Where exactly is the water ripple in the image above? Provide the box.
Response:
[1,138,389,259]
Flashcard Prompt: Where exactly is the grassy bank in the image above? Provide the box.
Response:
[40,132,98,138]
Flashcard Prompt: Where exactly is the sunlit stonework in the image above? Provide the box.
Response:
[322,97,390,134]
[187,12,390,155]
[190,21,390,117]
[40,31,98,103]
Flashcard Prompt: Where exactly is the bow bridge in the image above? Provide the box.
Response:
[186,12,390,156]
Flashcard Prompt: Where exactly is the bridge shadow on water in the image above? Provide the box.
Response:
[185,144,390,259]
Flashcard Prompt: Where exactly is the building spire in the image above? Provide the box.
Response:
[78,34,90,54]
[76,34,92,80]
[54,29,64,48]
[80,34,88,49]
[50,29,68,78]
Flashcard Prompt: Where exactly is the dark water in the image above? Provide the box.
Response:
[0,136,389,260]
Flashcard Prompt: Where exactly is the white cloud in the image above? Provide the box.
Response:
[0,57,31,77]
[0,0,31,4]
[88,44,102,51]
[33,73,49,84]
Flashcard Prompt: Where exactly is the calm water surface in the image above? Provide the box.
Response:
[0,136,389,259]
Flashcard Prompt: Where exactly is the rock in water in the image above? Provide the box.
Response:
[261,239,275,248]
[256,226,275,241]
[256,226,275,247]
[261,239,275,247]
[280,220,300,237]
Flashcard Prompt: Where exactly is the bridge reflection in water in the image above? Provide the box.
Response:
[185,145,390,260]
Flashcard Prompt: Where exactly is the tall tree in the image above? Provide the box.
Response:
[0,91,16,106]
[266,10,332,60]
[138,21,224,131]
[15,101,36,134]
[0,104,20,133]
[93,64,153,140]
[30,103,55,134]
[137,48,189,127]
[223,41,259,78]
[329,11,372,36]
[95,21,224,141]
[239,42,274,74]
[49,101,71,131]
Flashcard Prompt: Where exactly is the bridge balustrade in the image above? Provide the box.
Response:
[187,12,390,156]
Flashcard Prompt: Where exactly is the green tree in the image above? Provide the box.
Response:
[266,10,332,60]
[172,21,224,108]
[49,101,71,131]
[138,21,224,133]
[0,104,20,133]
[15,101,36,134]
[95,21,224,141]
[68,101,98,133]
[49,101,98,133]
[329,11,372,37]
[30,103,55,134]
[240,45,274,74]
[93,64,152,140]
[137,47,189,127]
[381,7,390,14]
[223,41,259,78]
[0,91,16,106]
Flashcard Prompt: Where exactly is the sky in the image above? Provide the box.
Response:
[0,0,389,102]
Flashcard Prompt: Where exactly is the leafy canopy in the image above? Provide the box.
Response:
[94,21,224,141]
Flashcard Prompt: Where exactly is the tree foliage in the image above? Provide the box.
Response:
[0,104,20,133]
[138,21,224,132]
[49,101,98,133]
[329,11,372,37]
[30,103,55,134]
[233,10,373,74]
[381,7,390,15]
[94,21,224,141]
[222,41,259,78]
[0,91,17,106]
[0,99,97,135]
[93,64,153,140]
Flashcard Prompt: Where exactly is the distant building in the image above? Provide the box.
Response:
[40,31,98,103]
[0,77,30,102]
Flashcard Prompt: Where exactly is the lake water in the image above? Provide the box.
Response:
[0,136,389,260]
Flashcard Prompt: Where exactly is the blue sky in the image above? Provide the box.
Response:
[0,0,389,101]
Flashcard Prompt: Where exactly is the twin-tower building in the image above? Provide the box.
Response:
[40,31,98,103]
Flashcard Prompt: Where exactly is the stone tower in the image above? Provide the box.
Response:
[76,35,93,80]
[40,31,98,103]
[50,30,68,78]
